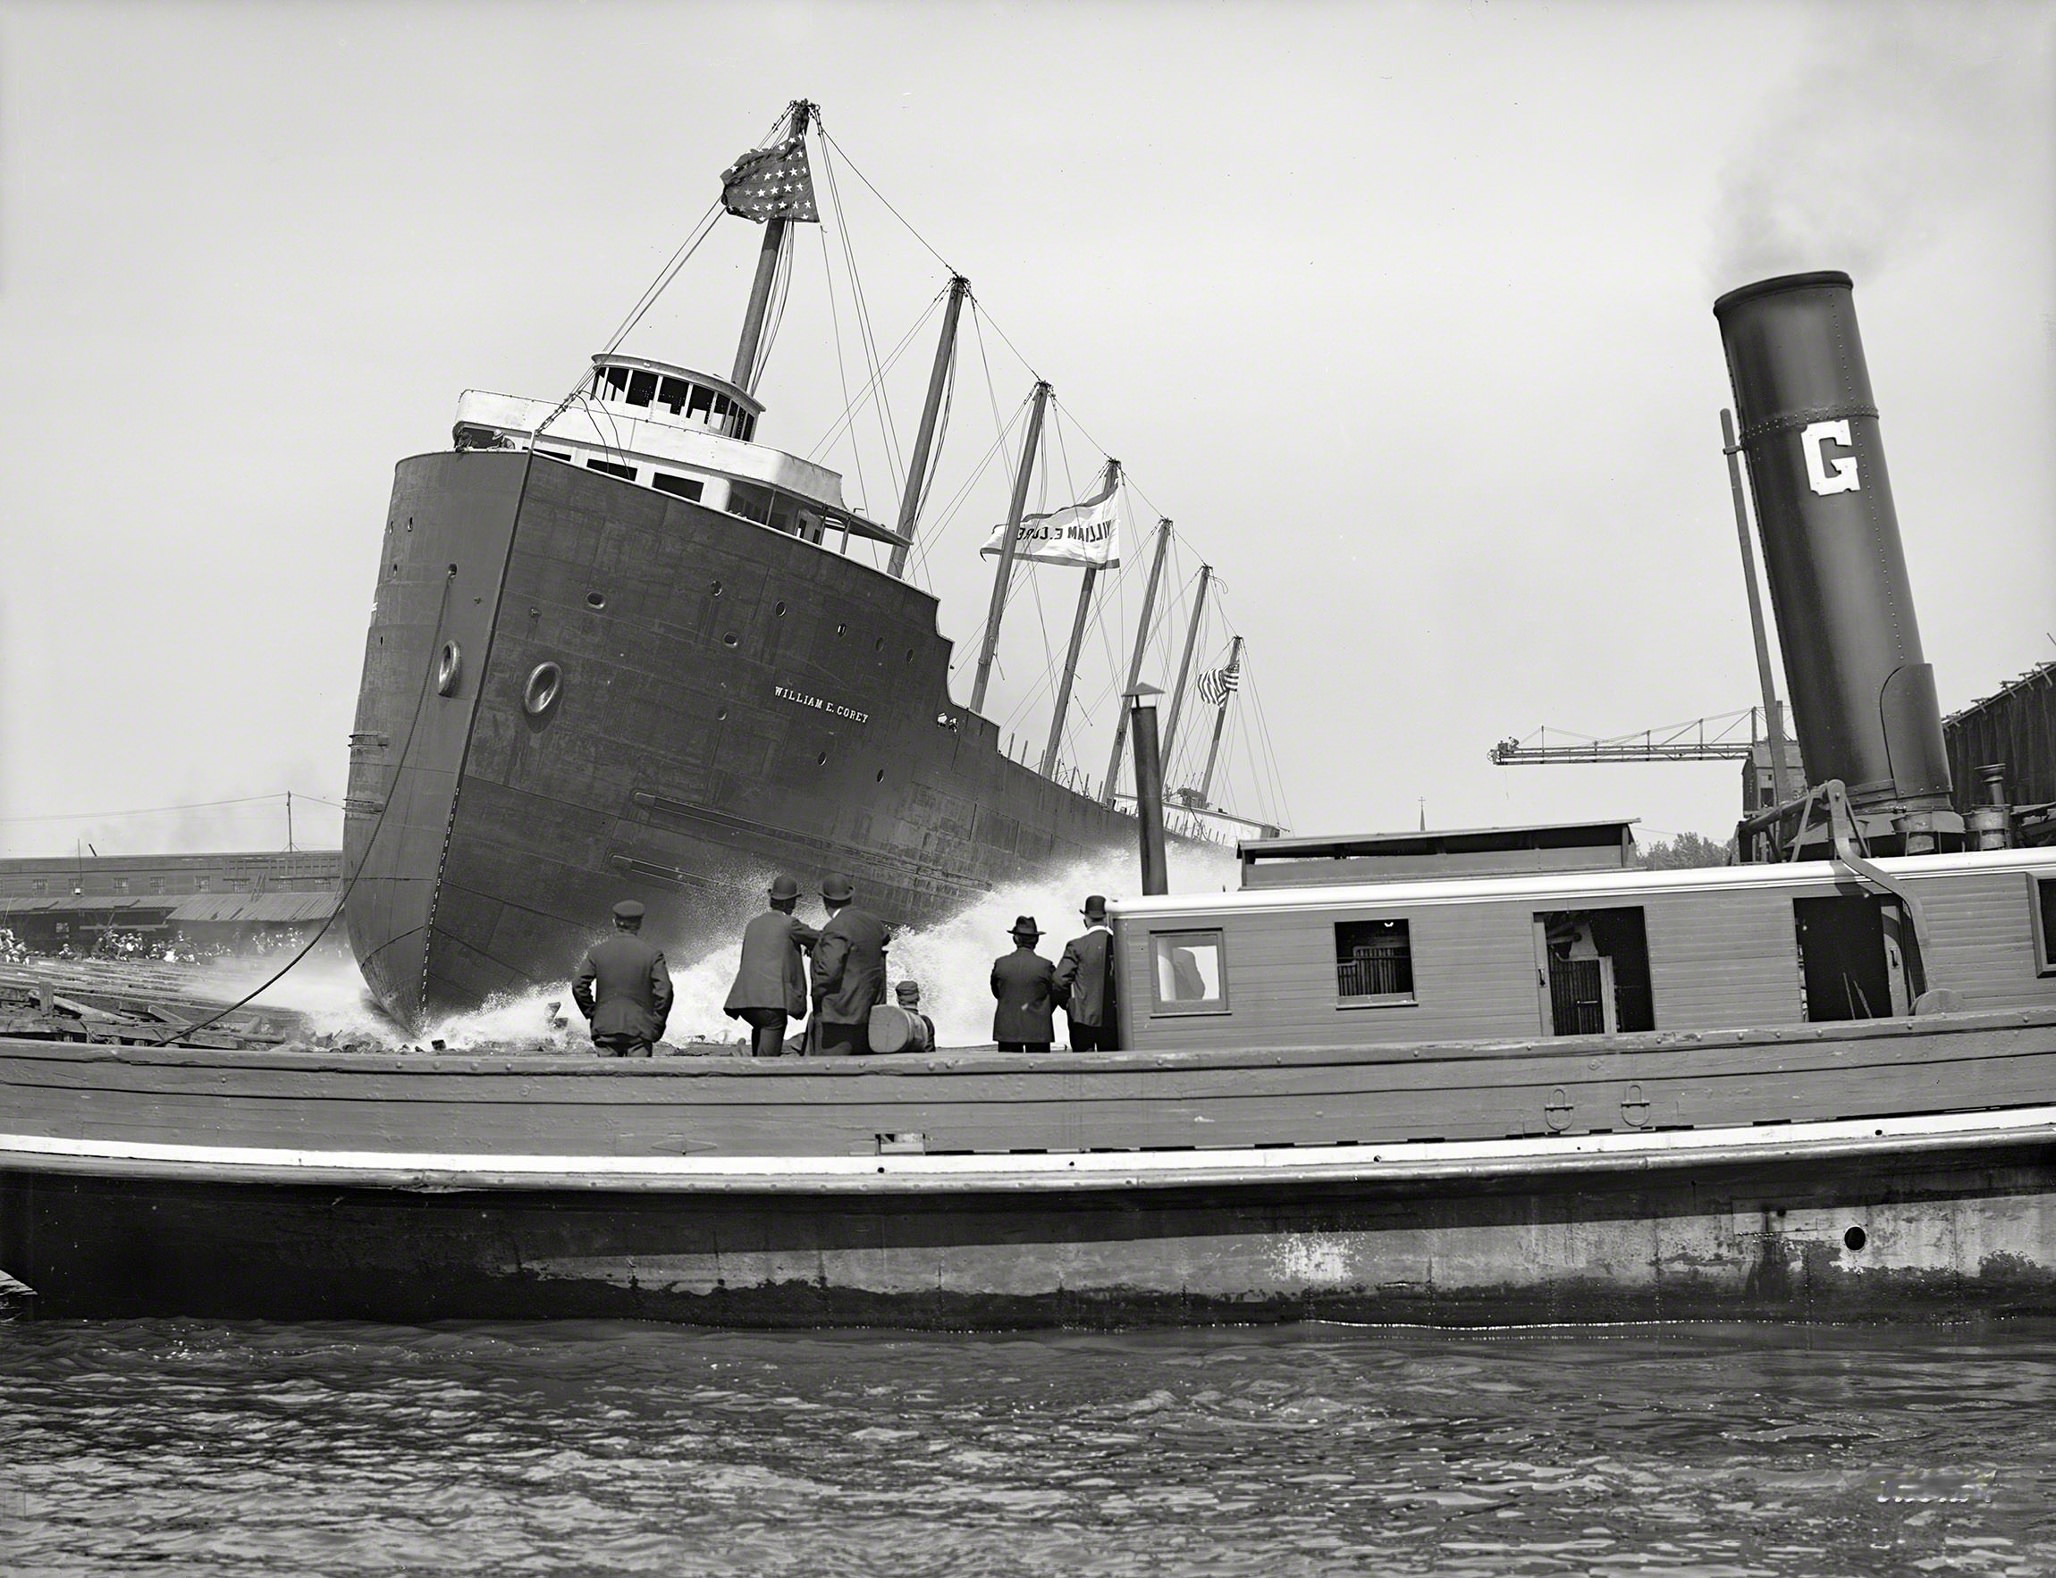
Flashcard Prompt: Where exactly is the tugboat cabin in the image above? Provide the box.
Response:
[1113,832,2056,1052]
[449,353,907,553]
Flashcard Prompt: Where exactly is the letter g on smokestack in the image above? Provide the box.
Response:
[1714,271,1956,831]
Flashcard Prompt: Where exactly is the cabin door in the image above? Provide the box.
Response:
[1792,894,1914,1021]
[1533,908,1654,1036]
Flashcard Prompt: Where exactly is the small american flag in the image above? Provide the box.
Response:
[1196,661,1241,708]
[720,135,819,224]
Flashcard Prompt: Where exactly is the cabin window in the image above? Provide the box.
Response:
[658,376,689,414]
[1150,929,1227,1015]
[727,481,772,525]
[710,393,731,423]
[2031,876,2056,976]
[736,411,757,441]
[1335,918,1414,1005]
[652,473,705,502]
[586,459,637,481]
[625,369,658,408]
[1536,907,1653,1035]
[602,366,630,400]
[536,448,573,463]
[687,385,713,421]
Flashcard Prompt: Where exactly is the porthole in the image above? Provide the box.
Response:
[710,579,724,598]
[817,752,829,766]
[836,622,846,637]
[716,707,728,721]
[874,637,884,652]
[875,769,885,783]
[722,632,739,647]
[523,661,563,716]
[585,591,606,610]
[435,640,462,697]
[775,601,787,617]
[905,648,915,663]
[1844,1225,1867,1252]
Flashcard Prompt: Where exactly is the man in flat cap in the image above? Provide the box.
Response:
[991,916,1057,1053]
[572,899,672,1058]
[723,875,818,1058]
[1054,895,1118,1051]
[810,873,889,1056]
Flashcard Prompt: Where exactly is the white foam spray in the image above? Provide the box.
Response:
[222,839,1241,1052]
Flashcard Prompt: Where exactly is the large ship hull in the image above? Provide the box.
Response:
[343,452,1136,1023]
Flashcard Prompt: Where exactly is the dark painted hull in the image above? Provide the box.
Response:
[10,1144,2056,1325]
[5,1009,2056,1325]
[342,452,1139,1023]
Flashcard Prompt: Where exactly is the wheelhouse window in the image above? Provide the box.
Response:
[586,459,636,481]
[601,366,630,400]
[652,472,705,501]
[624,369,658,408]
[1150,929,1227,1015]
[658,375,690,414]
[1335,918,1414,1005]
[726,480,772,525]
[1536,907,1653,1034]
[2033,875,2056,977]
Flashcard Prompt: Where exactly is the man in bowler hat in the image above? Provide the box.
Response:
[572,899,673,1058]
[723,875,819,1058]
[991,916,1057,1053]
[1053,894,1118,1051]
[810,873,889,1056]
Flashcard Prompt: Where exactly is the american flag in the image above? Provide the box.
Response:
[1196,661,1241,708]
[720,135,819,224]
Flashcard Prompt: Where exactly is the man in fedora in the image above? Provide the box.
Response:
[990,916,1057,1054]
[571,899,672,1058]
[1054,894,1118,1051]
[810,873,889,1056]
[723,874,819,1058]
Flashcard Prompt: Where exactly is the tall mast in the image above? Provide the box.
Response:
[1197,634,1243,805]
[1041,458,1120,778]
[889,274,970,580]
[970,380,1051,716]
[1101,519,1173,806]
[1160,564,1213,770]
[731,101,812,395]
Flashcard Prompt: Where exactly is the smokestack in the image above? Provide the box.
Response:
[1713,272,1955,835]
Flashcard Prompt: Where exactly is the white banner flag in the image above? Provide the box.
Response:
[979,493,1121,568]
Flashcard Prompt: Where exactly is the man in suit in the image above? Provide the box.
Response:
[571,899,673,1058]
[810,873,889,1056]
[991,916,1057,1053]
[1053,894,1118,1051]
[723,874,819,1057]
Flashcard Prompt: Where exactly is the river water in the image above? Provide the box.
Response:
[3,1318,2052,1575]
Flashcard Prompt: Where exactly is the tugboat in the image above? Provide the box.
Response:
[341,103,1255,1024]
[5,274,2050,1329]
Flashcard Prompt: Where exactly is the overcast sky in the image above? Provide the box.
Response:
[2,0,2051,860]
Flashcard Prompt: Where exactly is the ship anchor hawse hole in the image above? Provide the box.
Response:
[435,641,461,697]
[523,662,563,717]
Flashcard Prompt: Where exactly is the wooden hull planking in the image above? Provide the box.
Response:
[5,1008,2055,1325]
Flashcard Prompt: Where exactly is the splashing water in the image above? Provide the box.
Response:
[216,840,1238,1052]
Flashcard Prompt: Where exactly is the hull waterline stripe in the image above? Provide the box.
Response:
[2,1106,2053,1193]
